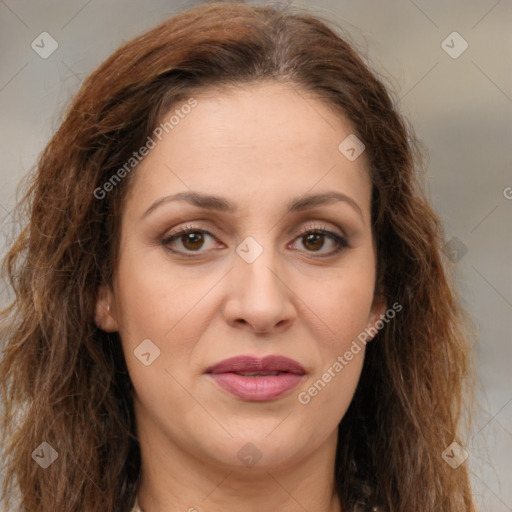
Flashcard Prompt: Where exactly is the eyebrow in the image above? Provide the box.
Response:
[140,190,364,220]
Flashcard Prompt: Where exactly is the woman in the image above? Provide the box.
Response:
[0,1,476,511]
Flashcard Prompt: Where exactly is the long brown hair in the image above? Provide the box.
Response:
[0,1,476,510]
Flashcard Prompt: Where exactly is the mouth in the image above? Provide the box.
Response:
[228,371,282,377]
[205,355,306,401]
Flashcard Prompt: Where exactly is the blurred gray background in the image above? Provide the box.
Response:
[0,0,510,510]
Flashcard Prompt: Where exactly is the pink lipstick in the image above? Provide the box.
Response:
[205,355,306,401]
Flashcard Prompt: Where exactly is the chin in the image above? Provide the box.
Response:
[199,435,306,472]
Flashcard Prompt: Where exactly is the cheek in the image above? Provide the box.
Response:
[295,278,372,435]
[335,278,375,340]
[115,260,208,429]
[113,252,215,397]
[305,262,376,348]
[114,248,210,340]
[294,257,375,414]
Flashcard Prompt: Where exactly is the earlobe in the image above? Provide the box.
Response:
[94,285,119,332]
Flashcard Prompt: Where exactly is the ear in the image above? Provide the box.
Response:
[94,284,119,333]
[366,293,387,341]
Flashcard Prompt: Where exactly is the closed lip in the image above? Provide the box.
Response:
[205,355,306,375]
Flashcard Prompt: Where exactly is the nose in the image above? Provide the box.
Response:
[222,247,296,335]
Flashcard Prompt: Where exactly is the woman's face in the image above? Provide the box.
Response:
[96,81,384,471]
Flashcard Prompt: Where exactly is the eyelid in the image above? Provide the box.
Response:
[294,222,345,239]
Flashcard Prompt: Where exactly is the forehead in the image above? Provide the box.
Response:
[166,81,361,158]
[123,81,371,220]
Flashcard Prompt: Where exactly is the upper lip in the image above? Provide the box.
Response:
[205,355,306,375]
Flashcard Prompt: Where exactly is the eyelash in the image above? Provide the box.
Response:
[161,223,349,258]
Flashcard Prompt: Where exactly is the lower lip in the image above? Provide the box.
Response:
[208,372,304,401]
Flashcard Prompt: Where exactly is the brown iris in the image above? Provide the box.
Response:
[181,232,205,251]
[302,232,325,251]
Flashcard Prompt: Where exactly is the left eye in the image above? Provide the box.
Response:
[290,229,346,254]
[162,224,348,257]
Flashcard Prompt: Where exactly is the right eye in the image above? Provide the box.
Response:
[161,224,220,255]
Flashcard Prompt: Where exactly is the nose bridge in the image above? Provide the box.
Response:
[235,233,284,300]
[225,233,294,332]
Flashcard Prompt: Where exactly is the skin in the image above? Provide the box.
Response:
[95,81,386,512]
